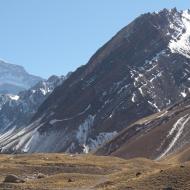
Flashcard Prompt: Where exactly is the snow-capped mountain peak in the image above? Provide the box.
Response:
[0,60,42,94]
[1,9,190,157]
[168,9,190,59]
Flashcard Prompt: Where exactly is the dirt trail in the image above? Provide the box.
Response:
[63,176,108,190]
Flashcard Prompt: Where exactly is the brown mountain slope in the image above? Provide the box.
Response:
[96,97,190,160]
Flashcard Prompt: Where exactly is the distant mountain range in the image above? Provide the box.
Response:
[0,75,66,134]
[0,8,190,160]
[0,60,42,94]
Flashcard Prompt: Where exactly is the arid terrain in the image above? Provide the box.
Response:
[0,152,190,190]
[0,7,190,190]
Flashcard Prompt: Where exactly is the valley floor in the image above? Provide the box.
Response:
[0,153,189,190]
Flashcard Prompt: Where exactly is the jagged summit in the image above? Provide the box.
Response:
[0,60,42,94]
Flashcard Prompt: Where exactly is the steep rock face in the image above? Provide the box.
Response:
[1,9,190,154]
[0,60,42,94]
[0,75,65,133]
[0,94,13,110]
[96,97,190,160]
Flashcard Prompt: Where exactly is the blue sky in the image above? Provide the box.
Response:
[0,0,189,78]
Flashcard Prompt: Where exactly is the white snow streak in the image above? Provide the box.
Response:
[8,95,20,101]
[49,105,91,124]
[158,114,190,159]
[169,10,190,59]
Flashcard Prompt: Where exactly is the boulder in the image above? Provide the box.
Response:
[68,178,74,182]
[37,173,46,179]
[4,174,25,183]
[136,172,142,177]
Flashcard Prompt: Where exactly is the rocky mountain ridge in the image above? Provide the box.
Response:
[0,8,190,158]
[0,60,42,94]
[0,75,66,135]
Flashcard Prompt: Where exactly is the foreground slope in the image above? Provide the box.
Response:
[1,9,190,154]
[96,97,190,160]
[0,153,189,190]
